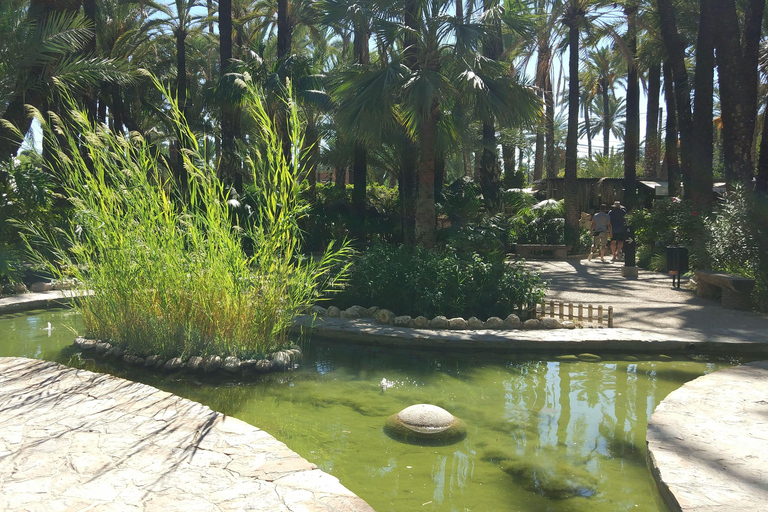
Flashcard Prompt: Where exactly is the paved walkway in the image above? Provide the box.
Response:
[0,357,374,512]
[647,361,768,511]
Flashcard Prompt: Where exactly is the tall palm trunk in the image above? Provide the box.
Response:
[757,93,768,193]
[351,22,370,243]
[277,0,290,59]
[623,5,639,210]
[712,0,765,186]
[602,80,609,155]
[584,101,592,158]
[478,0,504,211]
[563,12,580,244]
[545,73,556,178]
[663,61,680,198]
[644,63,661,178]
[656,0,693,196]
[533,45,547,181]
[415,101,438,248]
[219,0,241,189]
[690,0,715,207]
[401,0,419,245]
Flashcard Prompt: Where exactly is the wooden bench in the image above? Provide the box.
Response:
[694,270,756,310]
[515,244,569,260]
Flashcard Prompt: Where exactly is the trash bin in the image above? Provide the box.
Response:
[666,246,689,287]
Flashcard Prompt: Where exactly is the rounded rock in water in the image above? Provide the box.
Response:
[384,404,466,445]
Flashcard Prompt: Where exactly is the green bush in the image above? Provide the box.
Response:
[27,78,350,359]
[335,243,547,319]
[627,199,706,269]
[705,186,768,311]
[509,199,565,245]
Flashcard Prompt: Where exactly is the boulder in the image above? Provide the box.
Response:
[384,404,467,445]
[375,309,395,325]
[186,356,203,371]
[223,356,242,373]
[309,305,327,316]
[327,306,341,317]
[503,314,522,329]
[484,317,504,329]
[394,315,413,327]
[254,359,274,372]
[562,321,576,329]
[271,351,291,371]
[523,319,541,329]
[555,355,579,362]
[429,316,449,329]
[104,347,125,359]
[363,306,380,317]
[94,342,112,355]
[540,318,562,329]
[144,355,161,368]
[467,317,484,329]
[448,317,468,330]
[123,355,145,365]
[79,339,97,350]
[286,348,303,363]
[14,283,27,294]
[341,307,361,319]
[29,282,53,293]
[164,357,184,371]
[202,355,222,372]
[578,353,602,362]
[412,316,429,328]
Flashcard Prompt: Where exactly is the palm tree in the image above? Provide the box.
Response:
[0,3,134,165]
[583,46,624,156]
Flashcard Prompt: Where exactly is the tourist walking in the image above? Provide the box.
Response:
[609,201,627,261]
[589,204,612,262]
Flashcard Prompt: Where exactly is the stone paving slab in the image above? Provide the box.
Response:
[292,315,768,355]
[646,361,768,511]
[0,357,375,512]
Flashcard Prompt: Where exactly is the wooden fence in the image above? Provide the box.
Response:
[536,300,614,327]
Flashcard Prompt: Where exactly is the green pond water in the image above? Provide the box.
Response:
[0,308,743,512]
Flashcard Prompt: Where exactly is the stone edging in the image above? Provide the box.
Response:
[311,304,578,330]
[73,337,302,377]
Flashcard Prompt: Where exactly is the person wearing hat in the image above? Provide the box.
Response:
[589,204,612,262]
[609,200,627,261]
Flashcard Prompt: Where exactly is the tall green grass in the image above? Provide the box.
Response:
[29,78,350,359]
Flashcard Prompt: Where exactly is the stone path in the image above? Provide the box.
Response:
[0,357,374,512]
[646,361,768,511]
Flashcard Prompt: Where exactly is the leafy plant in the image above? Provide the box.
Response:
[704,186,768,311]
[509,199,566,245]
[335,243,547,319]
[26,77,350,358]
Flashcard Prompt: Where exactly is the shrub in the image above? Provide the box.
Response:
[509,199,565,245]
[705,186,768,311]
[335,243,547,319]
[27,78,350,359]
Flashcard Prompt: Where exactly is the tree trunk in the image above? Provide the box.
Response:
[277,0,290,59]
[584,101,592,158]
[564,18,580,244]
[219,0,240,189]
[533,44,547,181]
[402,0,419,245]
[663,61,680,198]
[623,5,639,211]
[757,94,768,193]
[351,22,370,243]
[712,0,765,186]
[602,80,610,155]
[644,63,661,178]
[502,142,517,188]
[656,0,694,196]
[415,104,438,248]
[545,72,556,178]
[690,0,715,207]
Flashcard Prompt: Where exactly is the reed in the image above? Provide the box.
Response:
[29,78,350,359]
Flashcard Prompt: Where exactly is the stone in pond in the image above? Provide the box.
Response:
[658,354,673,361]
[556,355,579,362]
[578,353,602,362]
[384,404,466,445]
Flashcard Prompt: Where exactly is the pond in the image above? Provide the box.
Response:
[0,307,742,512]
